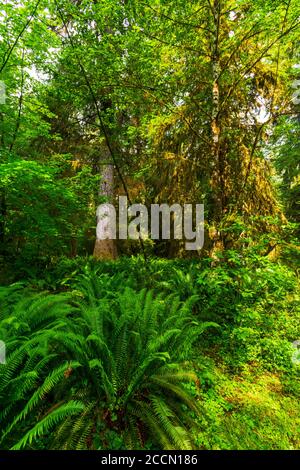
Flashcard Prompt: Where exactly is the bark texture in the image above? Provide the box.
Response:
[93,164,118,260]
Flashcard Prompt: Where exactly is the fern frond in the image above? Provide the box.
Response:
[12,401,85,450]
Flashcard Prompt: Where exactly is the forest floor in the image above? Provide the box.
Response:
[1,253,299,449]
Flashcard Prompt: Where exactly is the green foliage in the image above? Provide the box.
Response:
[272,116,300,235]
[1,0,300,453]
[0,159,79,262]
[1,254,299,450]
[0,276,216,450]
[195,364,300,450]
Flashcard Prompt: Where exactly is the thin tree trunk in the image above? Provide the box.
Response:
[211,0,222,220]
[9,48,25,152]
[210,0,225,256]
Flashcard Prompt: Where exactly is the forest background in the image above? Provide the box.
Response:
[0,0,299,451]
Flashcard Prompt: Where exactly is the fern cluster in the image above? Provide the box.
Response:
[0,276,216,450]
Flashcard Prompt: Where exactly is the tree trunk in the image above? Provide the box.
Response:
[93,163,118,260]
[210,0,225,258]
[211,0,222,221]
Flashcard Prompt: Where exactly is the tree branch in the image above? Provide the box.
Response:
[0,0,41,75]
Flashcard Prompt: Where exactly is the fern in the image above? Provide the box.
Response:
[11,401,85,450]
[0,279,217,450]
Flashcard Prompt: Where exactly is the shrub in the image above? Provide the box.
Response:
[0,281,217,450]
